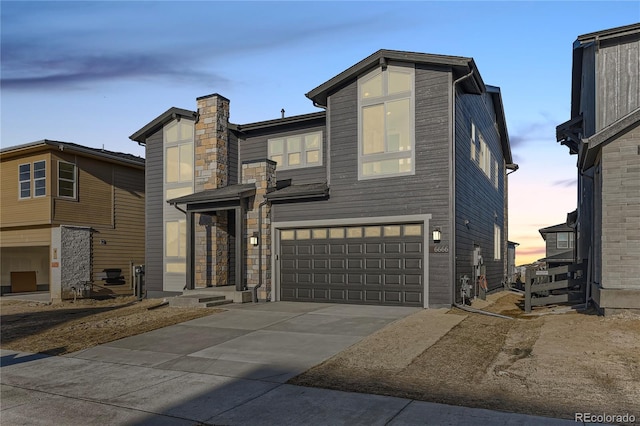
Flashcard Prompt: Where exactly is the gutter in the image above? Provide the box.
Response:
[253,199,269,303]
[450,68,475,308]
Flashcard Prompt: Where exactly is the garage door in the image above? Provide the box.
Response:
[279,223,424,306]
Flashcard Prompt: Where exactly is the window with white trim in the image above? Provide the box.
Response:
[58,161,76,198]
[494,224,502,260]
[268,131,322,170]
[358,64,415,179]
[19,163,31,199]
[557,232,574,249]
[34,161,46,197]
[471,122,499,188]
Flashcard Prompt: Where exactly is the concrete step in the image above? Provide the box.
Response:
[169,294,230,308]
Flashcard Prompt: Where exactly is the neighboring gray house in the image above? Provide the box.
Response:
[538,223,575,266]
[131,49,516,308]
[557,23,640,314]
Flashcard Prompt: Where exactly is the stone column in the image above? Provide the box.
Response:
[194,93,230,287]
[241,160,276,298]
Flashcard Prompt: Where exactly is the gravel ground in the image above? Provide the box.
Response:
[289,292,640,422]
[1,297,223,356]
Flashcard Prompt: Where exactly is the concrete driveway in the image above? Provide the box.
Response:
[1,301,577,425]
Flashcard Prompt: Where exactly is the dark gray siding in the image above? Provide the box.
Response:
[272,64,453,306]
[454,90,506,298]
[228,130,239,185]
[239,124,327,184]
[144,129,164,293]
[597,35,640,131]
[581,44,597,137]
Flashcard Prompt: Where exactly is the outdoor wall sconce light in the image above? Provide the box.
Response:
[432,228,441,244]
[249,232,259,246]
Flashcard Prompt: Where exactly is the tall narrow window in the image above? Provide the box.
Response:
[494,224,502,260]
[58,161,76,198]
[19,163,31,199]
[34,161,46,197]
[166,143,193,183]
[358,64,415,179]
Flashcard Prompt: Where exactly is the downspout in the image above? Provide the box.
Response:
[253,199,269,303]
[450,68,475,309]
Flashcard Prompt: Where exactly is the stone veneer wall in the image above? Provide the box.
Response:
[194,94,230,287]
[60,226,91,299]
[242,160,276,297]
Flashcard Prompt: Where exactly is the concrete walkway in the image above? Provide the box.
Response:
[1,302,581,425]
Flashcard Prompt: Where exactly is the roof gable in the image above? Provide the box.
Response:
[130,107,197,143]
[305,49,485,107]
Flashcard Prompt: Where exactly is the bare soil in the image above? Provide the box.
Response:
[289,292,640,422]
[0,297,222,356]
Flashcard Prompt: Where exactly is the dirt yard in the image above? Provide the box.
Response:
[0,296,222,356]
[290,292,640,422]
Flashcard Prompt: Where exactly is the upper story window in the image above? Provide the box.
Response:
[358,64,415,180]
[34,161,46,197]
[471,122,499,188]
[58,161,76,198]
[19,163,31,199]
[164,120,194,184]
[19,161,47,199]
[268,131,322,170]
[557,232,574,249]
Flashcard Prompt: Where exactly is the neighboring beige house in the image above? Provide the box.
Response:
[0,140,145,300]
[557,23,640,314]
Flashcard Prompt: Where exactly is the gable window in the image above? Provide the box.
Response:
[358,64,415,179]
[494,224,502,260]
[557,232,574,249]
[34,161,46,197]
[19,163,31,199]
[165,120,194,184]
[268,131,322,170]
[58,161,76,198]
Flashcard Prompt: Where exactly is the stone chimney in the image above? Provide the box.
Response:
[195,93,229,190]
[194,94,230,287]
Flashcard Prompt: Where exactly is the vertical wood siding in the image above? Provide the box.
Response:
[598,36,640,131]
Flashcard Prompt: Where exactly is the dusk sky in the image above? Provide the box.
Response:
[2,1,639,265]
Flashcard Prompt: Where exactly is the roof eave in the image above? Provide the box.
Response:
[0,140,145,168]
[305,49,479,107]
[130,107,197,143]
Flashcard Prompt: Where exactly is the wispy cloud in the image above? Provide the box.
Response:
[552,178,577,188]
[1,52,227,90]
[509,115,559,149]
[1,2,396,91]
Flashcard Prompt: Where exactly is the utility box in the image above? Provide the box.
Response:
[134,264,145,299]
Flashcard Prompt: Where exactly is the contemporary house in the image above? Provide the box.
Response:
[556,23,640,314]
[0,140,145,300]
[131,49,515,308]
[538,222,576,267]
